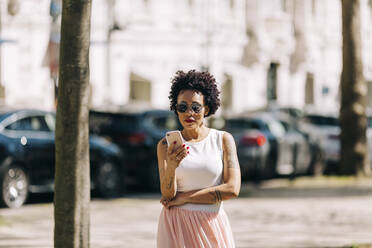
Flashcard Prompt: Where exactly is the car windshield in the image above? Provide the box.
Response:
[303,115,339,126]
[0,112,13,123]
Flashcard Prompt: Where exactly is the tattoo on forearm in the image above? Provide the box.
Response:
[208,191,217,202]
[226,139,239,169]
[209,190,222,203]
[167,176,173,189]
[215,190,222,202]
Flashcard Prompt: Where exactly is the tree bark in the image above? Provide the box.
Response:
[54,0,92,247]
[339,0,370,176]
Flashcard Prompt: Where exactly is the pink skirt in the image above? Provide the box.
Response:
[157,206,235,248]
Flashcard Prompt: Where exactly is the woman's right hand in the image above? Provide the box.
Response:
[166,141,189,169]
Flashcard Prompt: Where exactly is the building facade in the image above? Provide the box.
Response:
[0,0,372,114]
[0,0,53,109]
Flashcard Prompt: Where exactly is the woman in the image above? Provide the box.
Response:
[157,70,241,248]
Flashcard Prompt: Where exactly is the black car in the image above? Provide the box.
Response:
[225,112,322,180]
[0,109,125,208]
[89,106,181,191]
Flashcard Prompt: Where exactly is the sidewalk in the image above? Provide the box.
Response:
[0,177,372,248]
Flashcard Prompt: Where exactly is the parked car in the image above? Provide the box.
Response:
[89,106,181,191]
[298,112,372,173]
[225,112,321,180]
[297,113,339,173]
[0,109,125,208]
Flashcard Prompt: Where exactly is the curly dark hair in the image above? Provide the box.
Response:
[169,70,221,117]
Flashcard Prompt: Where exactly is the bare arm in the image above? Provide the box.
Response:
[157,138,189,200]
[164,132,241,207]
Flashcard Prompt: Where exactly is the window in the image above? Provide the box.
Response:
[89,112,138,134]
[5,116,50,132]
[89,112,114,133]
[148,114,179,131]
[6,118,31,131]
[305,73,315,104]
[267,63,278,102]
[278,120,291,132]
[312,0,316,15]
[129,73,152,103]
[226,119,261,130]
[267,120,286,137]
[281,0,287,12]
[303,115,339,126]
[45,113,56,131]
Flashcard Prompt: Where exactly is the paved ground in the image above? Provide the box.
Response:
[1,178,372,248]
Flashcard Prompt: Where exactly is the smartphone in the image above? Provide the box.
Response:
[165,131,184,149]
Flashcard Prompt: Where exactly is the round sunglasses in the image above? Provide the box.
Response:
[176,102,203,113]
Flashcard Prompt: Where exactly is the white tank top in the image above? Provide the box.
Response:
[172,128,225,212]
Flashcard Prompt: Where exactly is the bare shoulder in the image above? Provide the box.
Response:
[221,131,239,169]
[222,131,236,146]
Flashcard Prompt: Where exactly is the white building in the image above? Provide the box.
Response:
[0,0,53,109]
[1,0,372,115]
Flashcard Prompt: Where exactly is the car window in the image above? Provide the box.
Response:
[267,120,286,137]
[303,115,339,126]
[5,118,30,131]
[89,113,113,133]
[278,120,294,132]
[5,116,50,132]
[146,114,179,131]
[226,119,261,130]
[45,113,56,131]
[89,111,139,134]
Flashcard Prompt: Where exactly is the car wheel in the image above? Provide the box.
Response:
[289,145,298,180]
[307,149,325,176]
[0,164,29,208]
[249,156,265,183]
[96,161,121,198]
[263,153,277,179]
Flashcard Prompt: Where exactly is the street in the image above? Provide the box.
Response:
[1,179,372,248]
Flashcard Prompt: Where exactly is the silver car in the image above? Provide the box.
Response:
[225,112,320,180]
[298,113,372,173]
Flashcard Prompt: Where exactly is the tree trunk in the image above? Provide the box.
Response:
[339,0,370,176]
[54,0,92,247]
